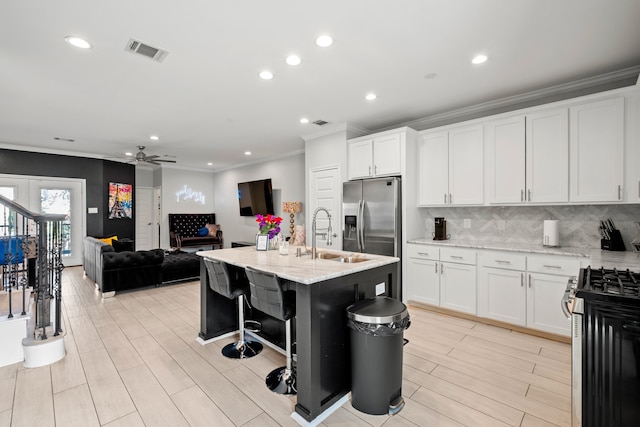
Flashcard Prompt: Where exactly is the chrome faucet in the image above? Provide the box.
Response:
[311,207,332,259]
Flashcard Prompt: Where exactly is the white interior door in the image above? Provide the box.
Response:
[308,165,341,251]
[135,187,154,250]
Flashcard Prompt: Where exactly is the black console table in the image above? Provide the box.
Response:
[231,241,254,248]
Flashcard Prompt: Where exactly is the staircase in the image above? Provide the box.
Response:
[0,194,66,368]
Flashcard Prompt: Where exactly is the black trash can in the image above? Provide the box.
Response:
[346,296,410,415]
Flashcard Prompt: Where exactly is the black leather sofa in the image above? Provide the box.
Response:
[83,236,164,295]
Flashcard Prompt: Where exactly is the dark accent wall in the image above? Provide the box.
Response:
[0,148,135,239]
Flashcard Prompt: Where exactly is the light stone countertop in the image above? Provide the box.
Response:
[196,246,399,285]
[407,238,640,271]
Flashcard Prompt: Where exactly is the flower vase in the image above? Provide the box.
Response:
[269,235,280,250]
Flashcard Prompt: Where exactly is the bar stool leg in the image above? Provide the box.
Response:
[266,318,297,394]
[222,295,263,359]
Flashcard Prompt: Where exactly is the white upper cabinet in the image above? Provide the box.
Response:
[418,125,483,206]
[347,132,402,180]
[486,108,568,204]
[417,131,449,205]
[569,97,624,202]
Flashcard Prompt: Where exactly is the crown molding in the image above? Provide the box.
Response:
[301,122,370,142]
[377,65,640,132]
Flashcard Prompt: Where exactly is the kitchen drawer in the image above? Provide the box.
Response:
[440,247,476,265]
[407,244,439,260]
[527,255,582,275]
[480,251,526,270]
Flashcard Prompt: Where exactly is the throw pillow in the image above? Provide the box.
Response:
[205,224,219,236]
[98,235,118,245]
[198,227,209,237]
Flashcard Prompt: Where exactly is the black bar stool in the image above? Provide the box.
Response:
[204,258,262,359]
[245,266,297,395]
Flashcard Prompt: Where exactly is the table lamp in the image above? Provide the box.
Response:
[282,202,302,237]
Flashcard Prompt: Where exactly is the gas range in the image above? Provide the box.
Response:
[574,266,640,306]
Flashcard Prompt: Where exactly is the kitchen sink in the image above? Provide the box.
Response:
[315,252,342,260]
[316,252,368,263]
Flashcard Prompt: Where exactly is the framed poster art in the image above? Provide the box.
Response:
[256,234,269,251]
[108,182,132,219]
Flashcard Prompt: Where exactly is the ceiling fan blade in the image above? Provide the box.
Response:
[146,160,161,165]
[153,159,177,163]
[145,154,160,160]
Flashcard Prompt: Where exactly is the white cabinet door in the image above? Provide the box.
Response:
[440,262,477,314]
[486,116,525,204]
[569,97,624,202]
[448,125,484,205]
[417,131,449,206]
[526,108,569,203]
[478,267,526,326]
[347,140,373,180]
[407,257,440,306]
[373,133,402,177]
[526,273,571,336]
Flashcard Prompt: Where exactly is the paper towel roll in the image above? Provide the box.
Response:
[543,220,560,247]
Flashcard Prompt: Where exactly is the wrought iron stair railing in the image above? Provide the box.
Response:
[0,194,65,340]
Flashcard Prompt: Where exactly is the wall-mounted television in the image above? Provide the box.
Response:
[237,178,275,217]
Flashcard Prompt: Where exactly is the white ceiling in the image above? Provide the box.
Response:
[1,0,639,171]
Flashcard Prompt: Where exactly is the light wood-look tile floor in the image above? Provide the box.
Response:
[0,266,571,426]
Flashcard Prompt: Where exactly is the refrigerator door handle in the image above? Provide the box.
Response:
[359,199,366,251]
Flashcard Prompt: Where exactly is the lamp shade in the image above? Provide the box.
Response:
[282,202,302,214]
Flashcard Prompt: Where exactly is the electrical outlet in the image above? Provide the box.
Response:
[464,219,471,229]
[497,220,506,231]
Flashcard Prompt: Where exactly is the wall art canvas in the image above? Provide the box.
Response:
[108,182,132,219]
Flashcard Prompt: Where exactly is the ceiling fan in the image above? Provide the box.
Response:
[128,146,176,165]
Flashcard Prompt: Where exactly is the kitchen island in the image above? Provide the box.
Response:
[196,246,400,425]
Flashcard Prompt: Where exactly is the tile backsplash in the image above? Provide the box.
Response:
[418,204,640,250]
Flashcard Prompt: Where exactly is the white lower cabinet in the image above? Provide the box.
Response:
[526,273,572,336]
[478,267,526,326]
[407,257,440,306]
[440,261,477,314]
[408,244,584,337]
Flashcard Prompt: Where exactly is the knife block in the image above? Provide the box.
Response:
[601,230,626,251]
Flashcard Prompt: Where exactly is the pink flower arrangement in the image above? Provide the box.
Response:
[256,214,283,239]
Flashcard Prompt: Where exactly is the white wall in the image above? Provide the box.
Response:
[212,153,305,247]
[160,167,215,248]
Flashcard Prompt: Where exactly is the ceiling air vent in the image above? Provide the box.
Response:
[312,119,329,126]
[125,38,169,63]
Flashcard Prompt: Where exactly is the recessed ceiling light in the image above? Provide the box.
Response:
[259,70,273,80]
[286,55,302,66]
[244,151,252,156]
[207,162,213,166]
[300,118,309,124]
[125,152,133,156]
[149,135,159,141]
[65,36,92,49]
[365,93,377,101]
[315,35,333,47]
[471,54,488,65]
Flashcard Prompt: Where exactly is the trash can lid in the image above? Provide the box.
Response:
[346,296,408,324]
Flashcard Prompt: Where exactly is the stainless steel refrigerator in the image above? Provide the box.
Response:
[343,177,401,257]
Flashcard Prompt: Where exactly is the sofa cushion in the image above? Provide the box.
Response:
[205,223,219,236]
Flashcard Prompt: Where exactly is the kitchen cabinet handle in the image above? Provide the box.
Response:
[448,193,452,204]
[495,260,511,264]
[417,252,430,256]
[528,189,531,202]
[521,273,524,287]
[435,263,438,273]
[375,165,378,175]
[368,165,372,176]
[520,189,524,202]
[450,255,463,260]
[528,274,531,288]
[543,265,562,269]
[638,181,640,198]
[444,193,447,204]
[618,184,621,200]
[440,263,444,273]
